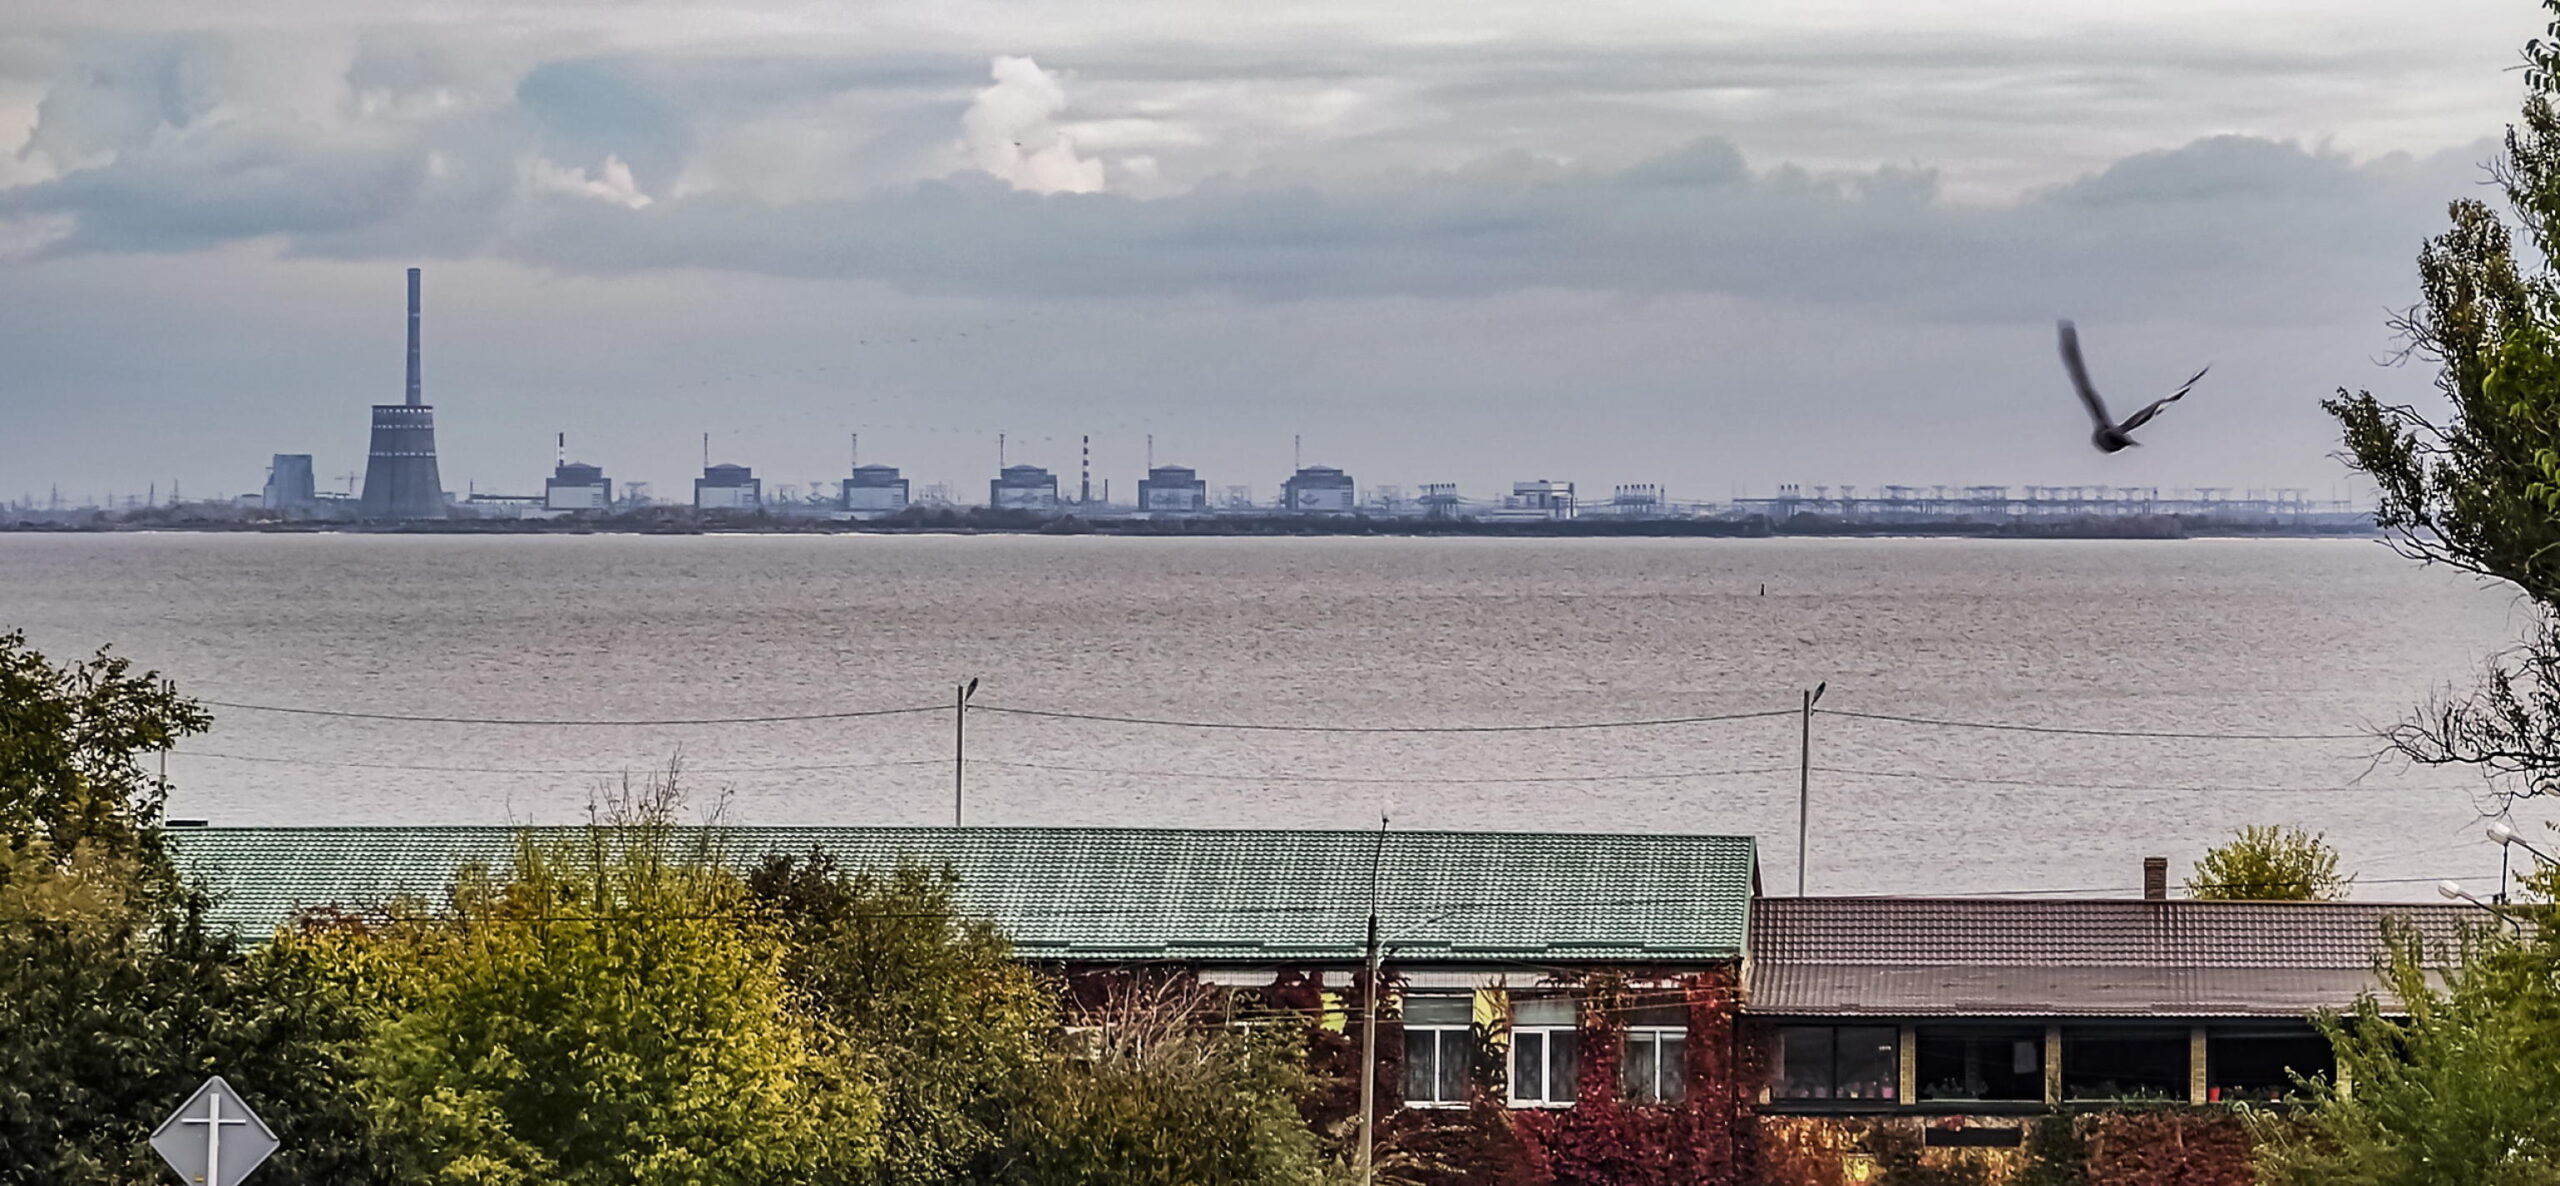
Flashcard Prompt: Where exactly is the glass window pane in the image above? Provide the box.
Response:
[1553,1031,1581,1102]
[1627,995,1688,1028]
[1437,1030,1469,1103]
[1404,1029,1439,1103]
[1514,996,1576,1027]
[1776,1026,1836,1100]
[2063,1027,2190,1101]
[1658,1034,1688,1103]
[1916,1026,2044,1102]
[2206,1026,2333,1103]
[1623,1033,1661,1102]
[1513,1031,1545,1101]
[1835,1027,1897,1101]
[1405,995,1472,1025]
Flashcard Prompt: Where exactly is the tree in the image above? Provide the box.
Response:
[990,977,1326,1186]
[2254,907,2560,1185]
[2187,826,2351,901]
[0,627,208,864]
[745,854,1053,1185]
[309,784,881,1186]
[2324,0,2560,798]
[0,632,382,1185]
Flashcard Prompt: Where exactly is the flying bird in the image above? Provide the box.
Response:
[2057,320,2209,453]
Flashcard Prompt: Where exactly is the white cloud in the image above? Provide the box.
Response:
[960,55,1105,194]
[527,152,652,207]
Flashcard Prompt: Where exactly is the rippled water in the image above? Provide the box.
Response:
[0,532,2538,898]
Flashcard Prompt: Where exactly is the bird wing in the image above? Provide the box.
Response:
[2057,320,2113,429]
[2114,365,2209,433]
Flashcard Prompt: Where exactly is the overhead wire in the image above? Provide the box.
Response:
[196,699,943,727]
[1817,707,2365,742]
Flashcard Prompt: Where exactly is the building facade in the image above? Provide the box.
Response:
[545,462,611,511]
[1137,465,1208,514]
[843,464,911,516]
[1282,466,1357,514]
[694,463,762,511]
[263,454,317,515]
[990,464,1060,512]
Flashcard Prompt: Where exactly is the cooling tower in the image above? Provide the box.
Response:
[358,267,447,520]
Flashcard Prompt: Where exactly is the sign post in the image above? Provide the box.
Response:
[150,1076,279,1186]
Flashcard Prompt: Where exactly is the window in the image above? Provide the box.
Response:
[2206,1025,2332,1103]
[1510,996,1581,1107]
[1774,1025,1900,1103]
[1402,995,1473,1107]
[1621,999,1690,1104]
[1916,1026,2042,1102]
[2062,1027,2189,1101]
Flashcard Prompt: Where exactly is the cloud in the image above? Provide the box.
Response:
[961,55,1105,194]
[527,152,651,207]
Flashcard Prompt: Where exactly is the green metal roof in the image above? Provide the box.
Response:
[165,826,1755,964]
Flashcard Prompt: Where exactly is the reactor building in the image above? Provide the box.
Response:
[1282,465,1357,514]
[990,464,1060,512]
[357,268,448,520]
[1138,465,1208,514]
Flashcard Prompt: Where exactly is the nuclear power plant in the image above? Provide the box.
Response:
[358,268,448,520]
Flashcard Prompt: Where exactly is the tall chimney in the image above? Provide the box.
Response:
[1080,434,1091,505]
[2142,857,2169,900]
[556,432,565,469]
[405,267,422,407]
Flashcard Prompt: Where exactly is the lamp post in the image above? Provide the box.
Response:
[1798,681,1826,896]
[954,677,979,826]
[2439,879,2522,932]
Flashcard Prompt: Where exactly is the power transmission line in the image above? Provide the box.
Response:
[1818,707,2364,741]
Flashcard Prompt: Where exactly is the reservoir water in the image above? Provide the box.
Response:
[0,532,2534,898]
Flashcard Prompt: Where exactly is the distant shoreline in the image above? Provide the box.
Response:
[1,511,2376,541]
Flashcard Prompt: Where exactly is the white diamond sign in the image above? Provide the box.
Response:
[149,1076,280,1186]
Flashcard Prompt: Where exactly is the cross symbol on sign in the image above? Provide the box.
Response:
[149,1076,280,1186]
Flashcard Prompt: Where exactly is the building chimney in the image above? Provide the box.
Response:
[405,267,423,407]
[2142,856,2169,900]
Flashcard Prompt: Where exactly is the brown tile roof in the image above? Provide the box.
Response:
[1747,897,2481,1018]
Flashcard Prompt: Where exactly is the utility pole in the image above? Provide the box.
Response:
[1798,682,1826,896]
[1357,814,1387,1184]
[954,677,979,825]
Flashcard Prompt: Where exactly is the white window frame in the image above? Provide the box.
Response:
[1509,1024,1580,1108]
[1623,1026,1688,1105]
[1402,996,1474,1109]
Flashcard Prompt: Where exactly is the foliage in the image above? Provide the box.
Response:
[2014,1111,2090,1186]
[309,784,881,1186]
[0,626,208,863]
[2323,0,2560,797]
[989,977,1325,1186]
[1868,1126,1996,1186]
[0,837,389,1186]
[745,853,1052,1185]
[2187,826,2351,901]
[2081,1110,2254,1186]
[2254,906,2560,1186]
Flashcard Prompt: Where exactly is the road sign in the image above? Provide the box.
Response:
[149,1076,280,1186]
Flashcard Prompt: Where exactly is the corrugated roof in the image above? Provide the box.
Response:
[165,826,1755,964]
[1747,897,2480,1018]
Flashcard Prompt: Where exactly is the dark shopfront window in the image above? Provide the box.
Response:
[1774,1025,1899,1103]
[2207,1025,2332,1102]
[2062,1027,2189,1102]
[1916,1025,2044,1103]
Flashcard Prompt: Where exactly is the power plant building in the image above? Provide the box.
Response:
[1282,465,1356,515]
[990,464,1059,512]
[546,465,611,511]
[695,463,762,511]
[843,465,911,516]
[358,268,448,520]
[1138,465,1208,514]
[263,454,316,514]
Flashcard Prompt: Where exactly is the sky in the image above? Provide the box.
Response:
[0,0,2548,505]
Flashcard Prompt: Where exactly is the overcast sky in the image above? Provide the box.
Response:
[0,0,2546,504]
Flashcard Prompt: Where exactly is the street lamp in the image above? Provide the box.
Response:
[2488,820,2556,866]
[1797,681,1826,897]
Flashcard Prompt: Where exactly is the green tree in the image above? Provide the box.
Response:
[321,790,881,1186]
[2187,826,2351,901]
[746,854,1053,1186]
[0,627,208,863]
[991,978,1325,1186]
[2254,907,2560,1185]
[0,631,382,1185]
[2325,0,2560,792]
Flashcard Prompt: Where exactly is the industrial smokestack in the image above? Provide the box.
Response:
[556,432,566,469]
[405,267,422,408]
